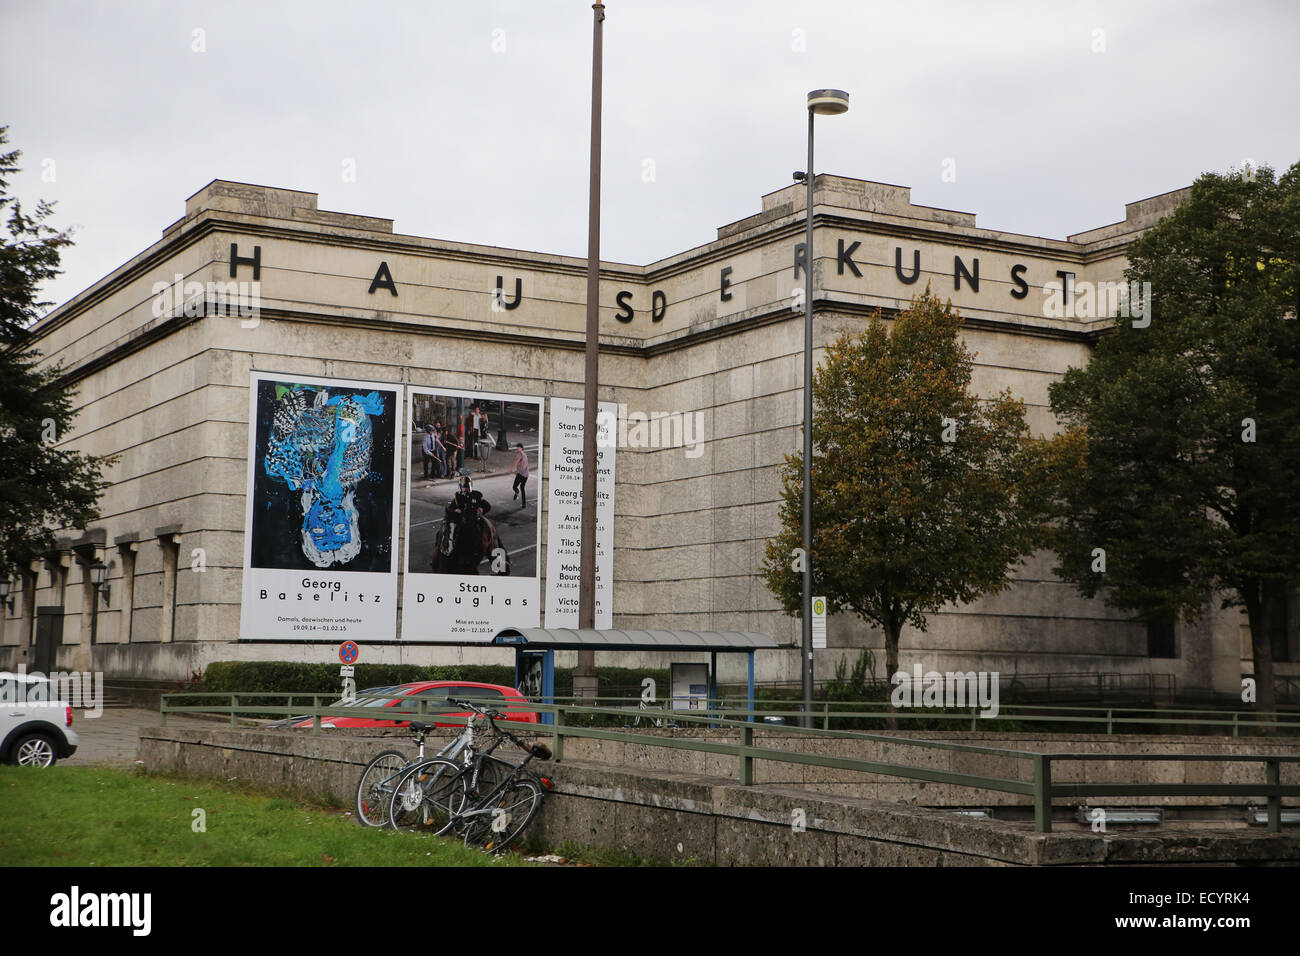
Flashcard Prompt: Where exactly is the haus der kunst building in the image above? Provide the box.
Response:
[4,174,1294,698]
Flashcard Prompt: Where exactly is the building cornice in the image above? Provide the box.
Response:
[49,293,1104,390]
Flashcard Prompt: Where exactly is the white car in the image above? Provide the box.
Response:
[0,673,79,767]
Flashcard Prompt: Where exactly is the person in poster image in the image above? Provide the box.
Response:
[421,425,436,479]
[512,442,529,507]
[433,424,447,478]
[442,425,463,474]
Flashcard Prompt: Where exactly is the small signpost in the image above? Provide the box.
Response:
[339,642,359,702]
[812,596,827,650]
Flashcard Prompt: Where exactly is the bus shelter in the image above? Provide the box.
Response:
[492,628,784,724]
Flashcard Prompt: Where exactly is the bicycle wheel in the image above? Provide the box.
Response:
[387,758,467,836]
[467,778,543,854]
[354,750,410,827]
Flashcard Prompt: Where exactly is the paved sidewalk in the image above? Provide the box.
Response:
[62,707,224,768]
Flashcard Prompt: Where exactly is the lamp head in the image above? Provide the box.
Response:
[807,89,850,115]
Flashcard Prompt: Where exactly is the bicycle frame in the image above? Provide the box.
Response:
[364,713,486,808]
[385,698,547,844]
[458,752,539,822]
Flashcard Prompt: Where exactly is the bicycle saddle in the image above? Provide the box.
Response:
[409,721,433,732]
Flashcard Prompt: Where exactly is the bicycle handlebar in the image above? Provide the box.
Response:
[439,698,548,759]
[444,697,501,718]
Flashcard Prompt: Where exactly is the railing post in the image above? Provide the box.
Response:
[970,707,978,731]
[160,696,167,727]
[739,723,753,786]
[1033,755,1053,833]
[552,706,564,763]
[1106,709,1113,735]
[312,696,320,736]
[1266,760,1281,834]
[823,702,829,731]
[230,694,238,729]
[1233,712,1239,738]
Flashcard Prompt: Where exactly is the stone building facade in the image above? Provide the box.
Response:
[3,175,1292,697]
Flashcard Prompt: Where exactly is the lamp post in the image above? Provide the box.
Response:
[797,88,849,728]
[575,1,606,700]
[91,562,109,607]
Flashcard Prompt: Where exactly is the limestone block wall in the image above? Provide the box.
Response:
[7,176,1284,694]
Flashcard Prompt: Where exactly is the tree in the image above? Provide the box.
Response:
[1046,162,1300,717]
[0,126,112,579]
[761,290,1049,700]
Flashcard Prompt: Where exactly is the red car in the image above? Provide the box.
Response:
[290,681,538,729]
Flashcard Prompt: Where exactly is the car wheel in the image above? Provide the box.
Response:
[14,732,58,768]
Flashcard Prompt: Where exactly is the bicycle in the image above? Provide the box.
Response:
[352,702,495,828]
[388,698,552,853]
[384,702,511,836]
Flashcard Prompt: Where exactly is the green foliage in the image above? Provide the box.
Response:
[200,660,670,701]
[1046,161,1300,715]
[823,648,878,701]
[202,660,518,696]
[0,126,112,576]
[761,289,1050,677]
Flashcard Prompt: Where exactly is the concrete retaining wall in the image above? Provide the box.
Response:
[138,725,1300,866]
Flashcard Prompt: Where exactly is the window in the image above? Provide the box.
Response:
[1146,610,1177,659]
[413,685,505,700]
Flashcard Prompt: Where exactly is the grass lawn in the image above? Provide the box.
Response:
[0,766,532,867]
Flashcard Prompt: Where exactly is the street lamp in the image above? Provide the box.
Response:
[798,88,849,728]
[90,562,109,606]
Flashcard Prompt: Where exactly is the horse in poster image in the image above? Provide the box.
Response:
[431,516,511,575]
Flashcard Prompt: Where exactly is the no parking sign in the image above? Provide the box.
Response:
[339,642,359,701]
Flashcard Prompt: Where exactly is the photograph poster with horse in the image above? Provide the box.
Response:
[240,371,405,641]
[401,386,544,640]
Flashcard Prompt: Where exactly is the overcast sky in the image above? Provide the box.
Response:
[3,0,1299,311]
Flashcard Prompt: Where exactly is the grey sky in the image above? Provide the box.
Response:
[3,0,1298,311]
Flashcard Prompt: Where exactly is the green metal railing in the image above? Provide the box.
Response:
[540,695,1300,736]
[158,692,1300,833]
